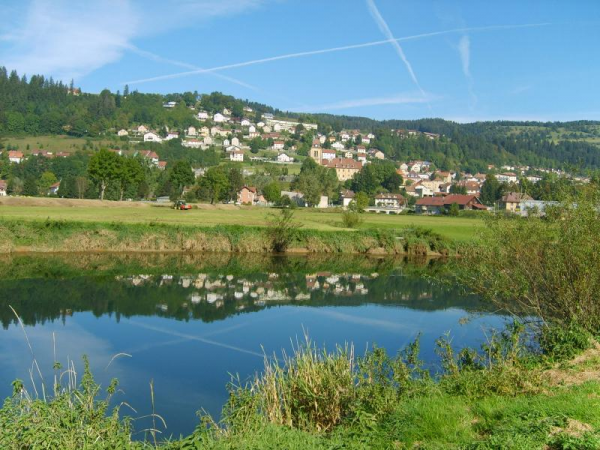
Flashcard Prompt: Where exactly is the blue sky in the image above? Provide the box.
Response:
[1,0,599,122]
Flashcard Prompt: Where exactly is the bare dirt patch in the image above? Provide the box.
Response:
[544,341,600,386]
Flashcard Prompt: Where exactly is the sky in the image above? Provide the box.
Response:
[1,0,599,122]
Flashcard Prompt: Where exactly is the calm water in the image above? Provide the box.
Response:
[0,253,506,438]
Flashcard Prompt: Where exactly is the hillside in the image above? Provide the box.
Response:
[1,67,600,172]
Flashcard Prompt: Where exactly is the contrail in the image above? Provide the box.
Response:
[457,35,477,107]
[125,45,259,91]
[124,22,550,86]
[366,0,426,98]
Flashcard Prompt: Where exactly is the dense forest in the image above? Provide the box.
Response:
[1,67,600,171]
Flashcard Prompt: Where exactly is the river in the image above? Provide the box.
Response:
[0,253,507,439]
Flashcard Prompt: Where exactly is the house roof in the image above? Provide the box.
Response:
[8,151,24,158]
[501,192,533,203]
[141,151,159,159]
[416,194,482,207]
[158,161,167,168]
[375,193,405,201]
[325,158,362,170]
[340,189,355,199]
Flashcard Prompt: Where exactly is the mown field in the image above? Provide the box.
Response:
[0,135,118,153]
[0,197,482,242]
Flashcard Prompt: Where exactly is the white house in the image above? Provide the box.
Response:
[186,126,197,137]
[257,121,265,128]
[230,150,244,162]
[497,172,519,183]
[357,153,367,164]
[273,140,285,150]
[163,101,177,108]
[231,137,240,147]
[241,118,251,127]
[197,111,209,120]
[165,131,179,140]
[226,145,242,153]
[369,149,385,160]
[0,180,7,196]
[8,151,23,164]
[339,189,355,208]
[139,150,159,166]
[117,129,129,137]
[223,139,231,147]
[203,136,213,146]
[213,113,226,123]
[277,153,293,163]
[199,126,210,136]
[374,193,405,210]
[322,149,336,161]
[144,132,162,143]
[248,125,256,134]
[182,139,203,148]
[332,141,345,150]
[137,125,149,133]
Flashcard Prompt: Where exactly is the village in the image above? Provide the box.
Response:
[0,102,588,216]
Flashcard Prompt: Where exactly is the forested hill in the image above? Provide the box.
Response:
[1,66,600,171]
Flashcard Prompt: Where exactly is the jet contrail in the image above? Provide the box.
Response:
[366,0,426,98]
[124,23,551,86]
[126,45,259,91]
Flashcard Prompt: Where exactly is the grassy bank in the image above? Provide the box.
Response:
[0,197,482,242]
[2,326,600,449]
[0,217,455,255]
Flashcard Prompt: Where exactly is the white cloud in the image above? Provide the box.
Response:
[1,0,271,84]
[300,92,438,112]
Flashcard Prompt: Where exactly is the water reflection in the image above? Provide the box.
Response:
[0,253,504,438]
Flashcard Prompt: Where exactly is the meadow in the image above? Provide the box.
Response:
[0,197,482,242]
[0,135,118,153]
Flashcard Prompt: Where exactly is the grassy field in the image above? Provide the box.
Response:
[0,135,117,153]
[0,197,482,242]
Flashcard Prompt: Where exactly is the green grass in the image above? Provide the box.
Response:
[0,135,117,153]
[0,203,481,242]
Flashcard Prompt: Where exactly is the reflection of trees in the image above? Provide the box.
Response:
[0,256,493,329]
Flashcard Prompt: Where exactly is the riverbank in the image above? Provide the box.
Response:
[0,217,455,255]
[2,329,599,449]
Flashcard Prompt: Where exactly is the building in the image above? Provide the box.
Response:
[8,151,24,164]
[182,139,203,148]
[339,189,355,208]
[238,186,259,204]
[137,125,149,133]
[138,150,160,166]
[277,153,293,163]
[273,140,285,150]
[165,131,179,140]
[415,194,486,214]
[499,192,533,212]
[48,181,61,195]
[310,139,322,162]
[280,191,305,207]
[117,129,129,137]
[369,149,385,160]
[322,149,336,161]
[230,150,244,162]
[374,193,406,209]
[497,172,518,183]
[197,111,209,120]
[0,180,7,196]
[144,132,162,143]
[213,113,226,123]
[187,126,198,137]
[325,158,362,181]
[158,161,167,170]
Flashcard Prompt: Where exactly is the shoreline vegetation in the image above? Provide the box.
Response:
[0,215,456,256]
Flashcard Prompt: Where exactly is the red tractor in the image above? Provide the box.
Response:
[174,200,192,210]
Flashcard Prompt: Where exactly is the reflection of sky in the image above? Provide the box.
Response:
[0,303,507,439]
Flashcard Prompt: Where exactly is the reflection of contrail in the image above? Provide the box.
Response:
[366,0,425,98]
[125,23,550,86]
[309,309,418,333]
[126,321,264,358]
